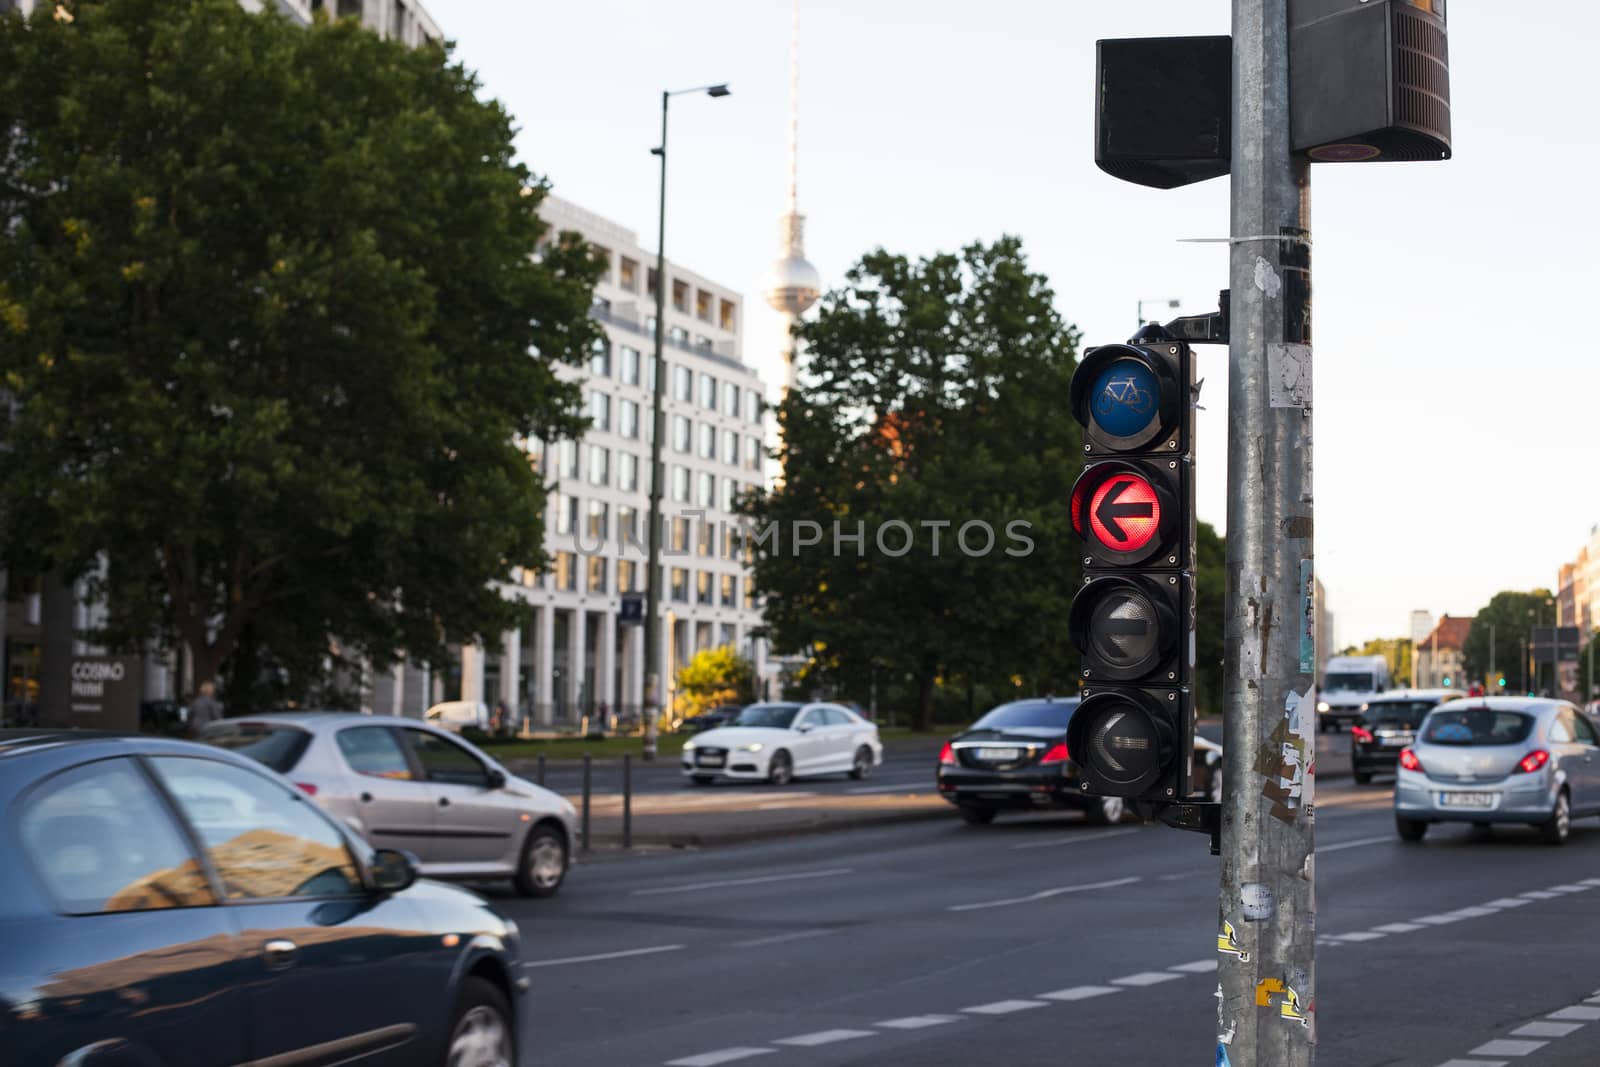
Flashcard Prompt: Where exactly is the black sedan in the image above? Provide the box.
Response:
[0,730,527,1066]
[1350,688,1464,783]
[937,698,1222,826]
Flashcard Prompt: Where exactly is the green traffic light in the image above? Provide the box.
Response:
[1497,676,1506,687]
[1442,677,1451,687]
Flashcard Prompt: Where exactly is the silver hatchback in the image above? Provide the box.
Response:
[204,713,577,896]
[1394,697,1600,845]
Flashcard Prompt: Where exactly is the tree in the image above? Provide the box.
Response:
[674,647,756,723]
[742,238,1083,730]
[1463,589,1556,692]
[1195,521,1225,717]
[0,0,600,708]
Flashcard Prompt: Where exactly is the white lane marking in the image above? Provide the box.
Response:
[1548,883,1590,893]
[963,999,1049,1015]
[1548,1006,1600,1021]
[1112,971,1184,987]
[948,875,1139,912]
[1009,828,1141,851]
[1511,1021,1584,1038]
[1484,898,1532,909]
[1449,906,1500,919]
[730,929,836,949]
[1587,996,1600,1006]
[1469,1038,1548,1057]
[1520,890,1560,900]
[525,944,685,969]
[1331,931,1385,942]
[1318,834,1391,853]
[845,783,933,795]
[1169,960,1220,974]
[1581,877,1600,887]
[633,868,853,897]
[773,1030,876,1047]
[1414,913,1468,925]
[1040,985,1126,1001]
[666,1049,776,1067]
[875,1015,963,1030]
[1433,1060,1509,1067]
[1374,922,1426,934]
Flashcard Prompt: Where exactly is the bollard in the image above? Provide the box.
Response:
[623,754,633,849]
[581,753,592,854]
[536,754,546,787]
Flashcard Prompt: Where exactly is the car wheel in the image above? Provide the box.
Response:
[1396,817,1428,842]
[1539,790,1571,846]
[1085,795,1125,826]
[958,805,996,825]
[447,977,514,1067]
[1353,769,1372,785]
[849,746,873,780]
[767,750,794,786]
[513,825,567,898]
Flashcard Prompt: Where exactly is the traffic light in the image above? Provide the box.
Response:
[1066,338,1197,804]
[1496,674,1507,689]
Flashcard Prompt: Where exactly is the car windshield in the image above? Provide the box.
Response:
[1363,700,1437,728]
[201,721,313,773]
[971,701,1080,730]
[1421,708,1536,746]
[1323,672,1374,690]
[733,704,801,729]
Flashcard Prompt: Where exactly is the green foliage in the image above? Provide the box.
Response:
[674,647,756,722]
[1194,520,1225,716]
[743,238,1083,730]
[1463,589,1555,689]
[0,0,600,708]
[1344,637,1413,689]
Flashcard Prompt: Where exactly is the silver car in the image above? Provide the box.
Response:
[1394,697,1600,845]
[203,712,577,896]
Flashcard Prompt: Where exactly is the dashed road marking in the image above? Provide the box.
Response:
[875,1015,962,1030]
[1331,931,1385,942]
[1008,828,1141,850]
[1511,1021,1583,1038]
[1469,1038,1548,1056]
[1547,883,1589,893]
[1374,922,1426,933]
[1519,890,1560,900]
[963,999,1049,1015]
[948,875,1139,912]
[634,868,853,897]
[525,944,684,969]
[1039,985,1125,1001]
[1112,971,1184,987]
[773,1030,876,1047]
[1433,1060,1509,1067]
[1483,898,1532,909]
[1548,1006,1600,1021]
[666,1049,776,1067]
[730,929,837,949]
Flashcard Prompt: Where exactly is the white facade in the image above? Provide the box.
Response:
[373,196,773,727]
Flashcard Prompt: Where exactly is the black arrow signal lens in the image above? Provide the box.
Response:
[1066,692,1175,797]
[1069,575,1180,682]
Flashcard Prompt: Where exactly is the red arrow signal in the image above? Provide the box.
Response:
[1089,475,1161,552]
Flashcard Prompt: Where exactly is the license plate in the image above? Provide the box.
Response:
[695,752,725,767]
[976,747,1021,761]
[1440,791,1495,808]
[1380,736,1409,747]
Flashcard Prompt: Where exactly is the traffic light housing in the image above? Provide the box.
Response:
[1067,339,1197,804]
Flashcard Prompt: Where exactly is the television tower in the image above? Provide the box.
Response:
[762,0,821,393]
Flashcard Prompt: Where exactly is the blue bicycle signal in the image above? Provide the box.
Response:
[1090,360,1159,438]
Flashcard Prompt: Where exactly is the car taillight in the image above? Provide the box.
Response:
[1516,749,1550,774]
[295,782,318,796]
[1040,742,1070,764]
[1351,726,1373,743]
[938,742,957,766]
[1397,748,1423,772]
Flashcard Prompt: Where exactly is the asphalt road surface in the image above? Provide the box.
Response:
[490,776,1600,1066]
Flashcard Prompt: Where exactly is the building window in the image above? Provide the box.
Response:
[721,574,736,607]
[721,477,738,513]
[746,390,761,423]
[719,298,737,332]
[671,567,689,603]
[722,430,738,466]
[724,383,739,417]
[620,399,640,440]
[694,334,713,351]
[697,519,715,557]
[621,346,642,386]
[618,505,638,544]
[723,525,739,559]
[558,439,580,480]
[620,452,640,493]
[555,551,578,592]
[672,465,689,503]
[552,492,577,536]
[590,339,611,378]
[672,415,691,454]
[619,257,639,291]
[698,423,716,459]
[648,353,657,393]
[587,555,608,593]
[744,576,755,610]
[745,436,762,471]
[696,471,715,508]
[673,365,693,402]
[699,373,717,409]
[669,325,690,346]
[618,559,638,593]
[696,289,713,322]
[672,279,690,313]
[647,266,660,298]
[586,500,608,540]
[590,244,611,280]
[590,391,610,432]
[695,570,713,605]
[670,516,690,553]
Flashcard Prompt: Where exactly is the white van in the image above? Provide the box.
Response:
[424,699,490,733]
[1318,655,1392,732]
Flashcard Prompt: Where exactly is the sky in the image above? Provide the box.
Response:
[426,0,1599,650]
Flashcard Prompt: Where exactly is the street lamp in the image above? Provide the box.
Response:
[643,82,730,761]
[1137,297,1181,331]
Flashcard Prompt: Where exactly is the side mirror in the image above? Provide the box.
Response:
[371,849,418,894]
[796,723,812,733]
[487,767,507,789]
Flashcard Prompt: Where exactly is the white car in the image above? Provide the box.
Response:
[682,701,883,785]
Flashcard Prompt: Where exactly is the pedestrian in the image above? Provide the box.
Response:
[491,700,508,737]
[188,680,223,737]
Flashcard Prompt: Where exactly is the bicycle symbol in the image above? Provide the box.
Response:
[1094,375,1154,418]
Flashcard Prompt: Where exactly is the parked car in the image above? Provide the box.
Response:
[1350,688,1465,784]
[0,729,527,1066]
[1394,697,1600,845]
[937,698,1222,826]
[204,712,576,897]
[682,702,882,785]
[424,700,490,733]
[684,704,744,734]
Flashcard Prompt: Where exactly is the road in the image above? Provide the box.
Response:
[491,775,1600,1067]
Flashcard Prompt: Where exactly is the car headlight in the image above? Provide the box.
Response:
[1359,703,1369,712]
[684,739,697,750]
[1316,701,1330,713]
[737,743,764,753]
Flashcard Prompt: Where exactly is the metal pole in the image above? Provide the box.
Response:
[1587,628,1593,704]
[537,753,546,787]
[1489,624,1495,689]
[622,753,633,849]
[581,752,592,853]
[642,89,669,764]
[1219,0,1315,1062]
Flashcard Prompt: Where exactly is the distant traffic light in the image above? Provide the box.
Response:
[1496,674,1507,688]
[1442,676,1451,687]
[1066,339,1196,804]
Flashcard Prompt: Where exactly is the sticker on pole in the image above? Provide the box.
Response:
[1088,474,1161,553]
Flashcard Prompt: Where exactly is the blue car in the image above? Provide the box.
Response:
[0,730,527,1066]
